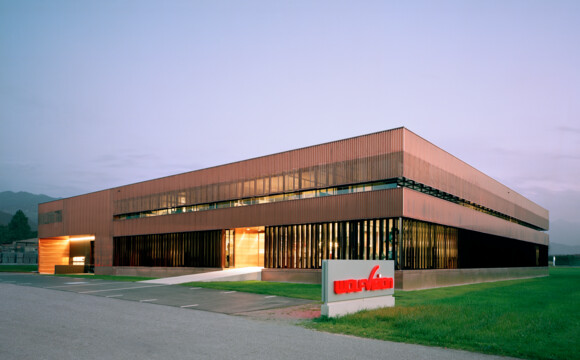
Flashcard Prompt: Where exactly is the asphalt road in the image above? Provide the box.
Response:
[0,273,312,314]
[0,275,519,360]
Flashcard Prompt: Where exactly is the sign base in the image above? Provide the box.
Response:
[321,295,395,317]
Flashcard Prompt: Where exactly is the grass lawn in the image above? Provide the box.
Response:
[0,264,37,272]
[50,274,157,282]
[311,267,580,360]
[181,280,321,301]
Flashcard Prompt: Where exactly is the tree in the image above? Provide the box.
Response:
[7,210,33,242]
[0,225,9,244]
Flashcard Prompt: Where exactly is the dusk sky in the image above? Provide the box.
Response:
[1,1,578,246]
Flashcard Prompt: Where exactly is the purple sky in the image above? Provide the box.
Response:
[1,1,578,246]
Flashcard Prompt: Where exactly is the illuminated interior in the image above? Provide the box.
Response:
[72,256,86,265]
[233,227,265,268]
[38,235,95,274]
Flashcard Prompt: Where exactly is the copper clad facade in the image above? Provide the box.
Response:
[402,189,548,245]
[402,130,548,230]
[39,127,549,279]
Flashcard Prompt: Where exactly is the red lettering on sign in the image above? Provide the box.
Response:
[333,265,393,294]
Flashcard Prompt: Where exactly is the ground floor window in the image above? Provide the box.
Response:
[113,231,221,267]
[265,218,400,269]
[399,219,459,270]
[265,218,461,270]
[110,219,546,271]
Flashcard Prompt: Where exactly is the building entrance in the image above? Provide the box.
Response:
[233,227,264,268]
[38,235,95,274]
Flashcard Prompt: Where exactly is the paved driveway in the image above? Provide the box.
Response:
[0,273,312,314]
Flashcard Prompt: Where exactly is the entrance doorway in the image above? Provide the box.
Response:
[38,235,95,274]
[226,227,264,268]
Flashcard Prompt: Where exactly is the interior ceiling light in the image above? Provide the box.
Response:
[69,236,95,241]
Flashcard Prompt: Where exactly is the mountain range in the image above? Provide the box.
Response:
[548,242,580,256]
[0,191,59,230]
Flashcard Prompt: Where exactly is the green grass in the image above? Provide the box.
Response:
[181,280,322,301]
[49,274,157,282]
[0,264,37,272]
[310,267,580,360]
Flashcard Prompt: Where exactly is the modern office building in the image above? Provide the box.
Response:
[38,128,549,289]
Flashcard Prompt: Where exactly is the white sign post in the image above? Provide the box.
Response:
[321,260,395,317]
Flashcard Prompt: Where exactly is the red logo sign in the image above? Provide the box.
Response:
[334,265,393,294]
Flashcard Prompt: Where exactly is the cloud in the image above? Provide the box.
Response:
[490,146,580,162]
[557,126,580,134]
[67,151,207,191]
[93,152,156,169]
[518,180,580,193]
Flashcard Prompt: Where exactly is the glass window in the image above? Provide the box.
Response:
[300,168,315,189]
[284,172,295,192]
[255,178,264,195]
[271,175,283,193]
[243,180,254,197]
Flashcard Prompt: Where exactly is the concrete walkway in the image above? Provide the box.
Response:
[140,267,263,285]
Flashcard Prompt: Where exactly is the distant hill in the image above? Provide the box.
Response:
[0,210,13,226]
[0,191,60,230]
[549,242,580,256]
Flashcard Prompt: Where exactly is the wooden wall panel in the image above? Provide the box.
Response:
[38,239,69,274]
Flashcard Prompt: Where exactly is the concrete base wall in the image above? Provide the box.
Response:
[395,266,549,290]
[95,266,221,277]
[209,272,261,282]
[55,265,88,274]
[261,268,322,284]
[322,295,395,317]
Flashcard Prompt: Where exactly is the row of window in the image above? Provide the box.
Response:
[399,219,458,270]
[265,219,399,269]
[113,231,222,267]
[114,180,397,220]
[265,218,459,270]
[110,218,460,271]
[38,210,62,225]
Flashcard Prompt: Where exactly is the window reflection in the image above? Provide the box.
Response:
[113,179,398,221]
[264,218,405,269]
